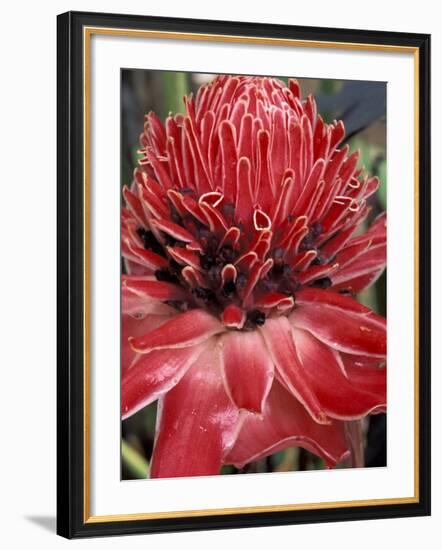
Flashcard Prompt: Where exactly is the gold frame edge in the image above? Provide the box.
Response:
[82,26,421,524]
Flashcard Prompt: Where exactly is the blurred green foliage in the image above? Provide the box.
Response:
[161,72,189,116]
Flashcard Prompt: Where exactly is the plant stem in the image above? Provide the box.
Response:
[345,420,365,468]
[121,439,149,479]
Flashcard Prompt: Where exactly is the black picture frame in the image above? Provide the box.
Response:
[57,10,431,539]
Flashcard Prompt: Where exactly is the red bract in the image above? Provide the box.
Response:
[121,75,387,478]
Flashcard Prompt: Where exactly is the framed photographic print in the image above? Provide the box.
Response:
[57,11,431,538]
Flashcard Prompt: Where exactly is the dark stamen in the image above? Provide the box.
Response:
[311,277,332,289]
[222,280,236,298]
[311,254,326,266]
[273,247,284,261]
[299,236,314,252]
[155,268,179,284]
[218,244,235,264]
[164,234,186,248]
[193,286,217,304]
[169,259,183,275]
[260,277,279,292]
[168,205,182,224]
[221,202,235,221]
[338,288,353,296]
[245,309,266,329]
[200,255,215,270]
[270,262,291,279]
[236,272,247,289]
[311,221,323,238]
[208,265,222,283]
[136,227,166,257]
[164,300,189,312]
[279,278,301,295]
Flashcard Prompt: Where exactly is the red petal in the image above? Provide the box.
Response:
[290,300,386,357]
[340,353,387,398]
[293,158,325,216]
[301,115,314,179]
[221,304,246,329]
[242,258,273,305]
[256,130,274,212]
[218,226,241,250]
[122,285,177,317]
[150,345,241,478]
[122,277,187,303]
[219,120,238,202]
[221,263,237,285]
[199,201,228,235]
[293,327,386,419]
[183,117,211,193]
[235,157,254,226]
[166,246,201,271]
[238,114,254,164]
[121,343,206,419]
[151,218,196,243]
[255,292,295,310]
[270,107,287,189]
[271,172,295,226]
[220,330,274,413]
[121,312,173,372]
[138,184,168,219]
[332,244,386,293]
[124,240,169,271]
[331,213,386,293]
[289,78,301,99]
[143,149,174,190]
[330,120,345,149]
[123,186,148,227]
[181,266,207,288]
[296,287,372,314]
[129,309,224,353]
[225,380,349,468]
[298,262,339,285]
[260,317,328,424]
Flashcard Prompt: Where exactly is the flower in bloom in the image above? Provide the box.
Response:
[121,75,387,478]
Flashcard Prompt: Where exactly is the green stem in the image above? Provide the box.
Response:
[121,439,149,479]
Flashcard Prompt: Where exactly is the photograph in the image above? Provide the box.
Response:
[120,70,387,480]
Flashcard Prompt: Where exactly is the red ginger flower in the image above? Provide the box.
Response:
[121,75,387,478]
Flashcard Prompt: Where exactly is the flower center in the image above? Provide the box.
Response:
[133,200,335,331]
